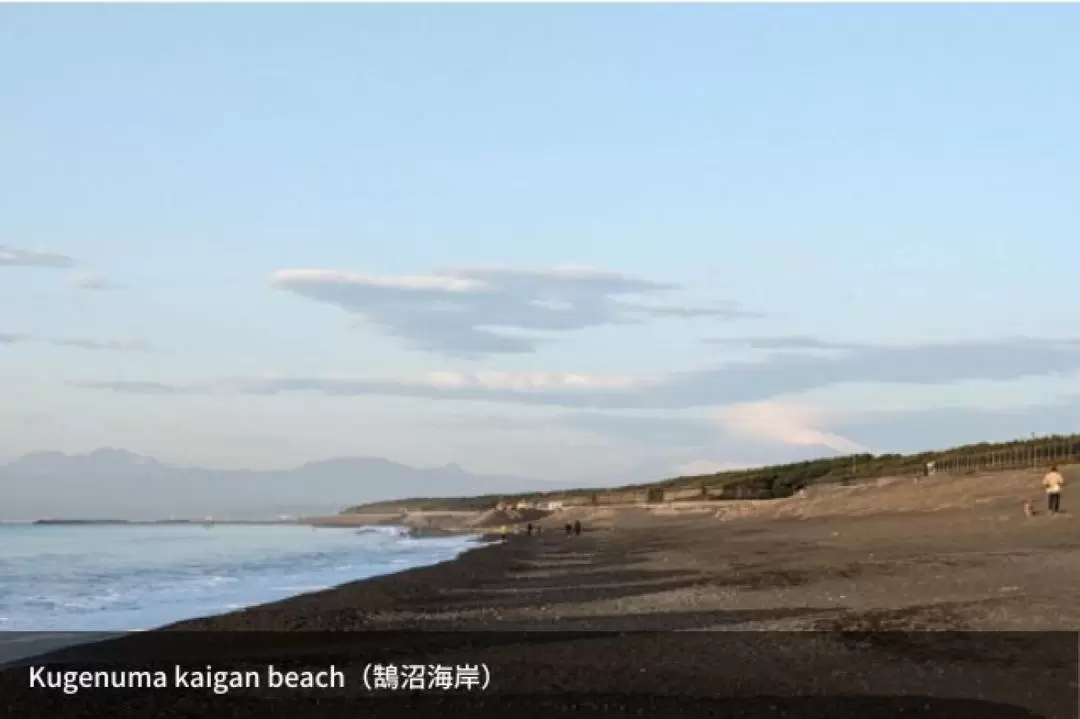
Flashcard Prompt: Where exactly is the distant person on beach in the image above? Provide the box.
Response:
[565,522,572,535]
[1043,466,1065,514]
[573,520,582,536]
[526,522,533,536]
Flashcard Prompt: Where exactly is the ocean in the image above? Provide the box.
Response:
[0,522,476,633]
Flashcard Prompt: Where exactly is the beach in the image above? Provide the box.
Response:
[3,469,1078,717]
[211,467,1080,633]
[172,507,1080,633]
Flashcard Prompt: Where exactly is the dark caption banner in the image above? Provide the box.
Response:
[0,631,1076,718]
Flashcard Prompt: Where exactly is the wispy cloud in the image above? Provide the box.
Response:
[66,340,1080,472]
[2,245,125,292]
[0,244,76,269]
[70,272,123,291]
[75,335,1080,410]
[1,333,149,352]
[442,389,1080,474]
[269,264,754,358]
[417,371,641,391]
[231,370,645,397]
[706,335,862,351]
[69,380,199,394]
[68,370,639,398]
[554,412,718,447]
[828,395,1080,454]
[449,410,719,447]
[452,408,868,459]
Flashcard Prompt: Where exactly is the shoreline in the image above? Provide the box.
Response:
[3,507,1079,717]
[120,499,1080,633]
[14,494,1080,634]
[0,524,488,666]
[7,519,307,527]
[5,465,1080,717]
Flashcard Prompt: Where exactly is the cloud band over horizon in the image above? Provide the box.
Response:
[68,335,1080,410]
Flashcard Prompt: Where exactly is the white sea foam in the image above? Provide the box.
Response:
[0,523,475,634]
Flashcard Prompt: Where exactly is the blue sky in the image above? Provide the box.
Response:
[3,5,1080,484]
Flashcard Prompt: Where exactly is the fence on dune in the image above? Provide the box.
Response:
[931,439,1080,475]
[524,436,1080,508]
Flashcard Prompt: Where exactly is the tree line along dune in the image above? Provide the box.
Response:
[342,432,1080,515]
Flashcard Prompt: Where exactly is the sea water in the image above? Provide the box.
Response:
[0,522,474,632]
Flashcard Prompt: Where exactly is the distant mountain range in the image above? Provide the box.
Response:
[0,448,569,521]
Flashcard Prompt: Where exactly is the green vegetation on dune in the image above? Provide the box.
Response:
[342,432,1080,514]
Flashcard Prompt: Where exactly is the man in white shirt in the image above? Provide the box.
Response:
[1042,466,1065,515]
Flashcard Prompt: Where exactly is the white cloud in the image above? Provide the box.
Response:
[71,370,646,402]
[713,401,870,454]
[71,335,1080,423]
[260,370,643,392]
[269,264,751,357]
[1,333,148,352]
[2,246,124,291]
[422,371,471,388]
[0,244,76,268]
[271,269,487,293]
[530,299,575,311]
[70,272,122,291]
[422,371,640,391]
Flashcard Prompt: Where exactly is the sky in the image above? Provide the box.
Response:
[3,4,1080,485]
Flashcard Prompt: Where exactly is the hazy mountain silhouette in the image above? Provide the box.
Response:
[0,449,563,521]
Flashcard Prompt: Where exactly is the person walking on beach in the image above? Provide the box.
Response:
[1043,466,1065,515]
[573,520,582,536]
[564,522,573,536]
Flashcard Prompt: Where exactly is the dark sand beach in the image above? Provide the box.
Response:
[3,469,1078,718]
[174,507,1080,633]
